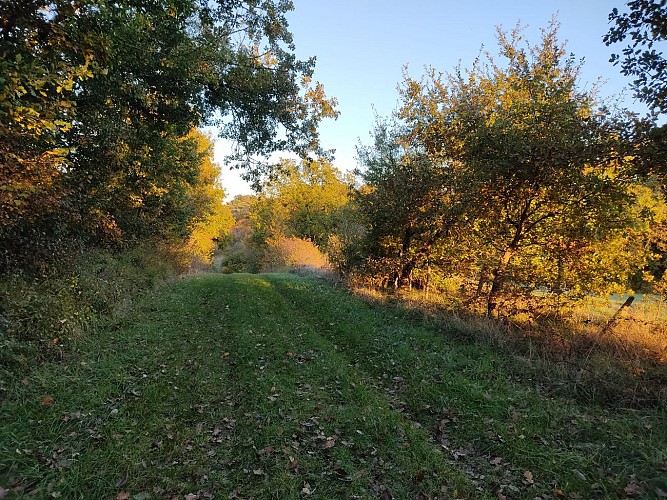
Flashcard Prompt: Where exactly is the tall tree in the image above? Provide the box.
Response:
[183,130,235,267]
[0,0,103,265]
[0,0,337,269]
[397,21,637,315]
[605,1,667,286]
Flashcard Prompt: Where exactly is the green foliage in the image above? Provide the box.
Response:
[356,20,658,316]
[217,195,260,273]
[0,0,103,267]
[0,0,336,272]
[181,130,235,268]
[355,119,463,287]
[605,0,667,114]
[0,243,175,393]
[251,157,353,248]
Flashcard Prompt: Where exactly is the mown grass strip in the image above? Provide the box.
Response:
[1,273,665,498]
[1,274,480,499]
[265,274,667,499]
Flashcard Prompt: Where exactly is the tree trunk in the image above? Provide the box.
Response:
[487,200,531,318]
[475,265,487,297]
[425,263,431,300]
[487,247,514,318]
[391,227,414,289]
[399,259,415,290]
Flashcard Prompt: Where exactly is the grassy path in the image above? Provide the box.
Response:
[1,273,665,499]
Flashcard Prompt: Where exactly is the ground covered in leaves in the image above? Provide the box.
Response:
[1,273,666,499]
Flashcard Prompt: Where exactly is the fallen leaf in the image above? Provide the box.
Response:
[624,475,642,497]
[322,438,335,449]
[302,483,312,495]
[490,456,502,465]
[185,494,199,500]
[380,489,393,500]
[523,470,534,485]
[41,396,55,406]
[117,492,130,500]
[252,469,264,476]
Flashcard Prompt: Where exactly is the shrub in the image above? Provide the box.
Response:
[0,243,176,395]
[261,236,332,273]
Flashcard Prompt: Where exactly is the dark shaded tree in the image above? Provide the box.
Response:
[605,0,667,114]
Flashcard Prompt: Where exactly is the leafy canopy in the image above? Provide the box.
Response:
[605,0,667,114]
[0,0,337,270]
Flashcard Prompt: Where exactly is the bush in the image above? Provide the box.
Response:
[0,243,176,395]
[261,236,332,273]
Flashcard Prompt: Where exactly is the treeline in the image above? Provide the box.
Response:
[229,15,667,322]
[350,21,667,317]
[0,0,335,379]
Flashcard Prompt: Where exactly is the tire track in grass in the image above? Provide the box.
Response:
[3,274,663,499]
[198,273,481,499]
[265,274,667,499]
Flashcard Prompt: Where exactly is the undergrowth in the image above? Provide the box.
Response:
[350,283,667,409]
[0,243,177,398]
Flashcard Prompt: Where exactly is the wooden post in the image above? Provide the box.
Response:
[600,295,634,336]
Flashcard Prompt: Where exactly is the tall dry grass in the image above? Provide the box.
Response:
[261,236,334,276]
[348,279,667,408]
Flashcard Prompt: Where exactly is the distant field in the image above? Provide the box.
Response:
[1,273,665,499]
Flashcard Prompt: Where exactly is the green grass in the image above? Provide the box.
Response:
[1,273,666,499]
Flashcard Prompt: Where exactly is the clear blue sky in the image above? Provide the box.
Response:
[217,0,645,198]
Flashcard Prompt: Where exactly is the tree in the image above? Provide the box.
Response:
[182,130,234,268]
[0,0,103,267]
[605,0,667,114]
[0,0,337,270]
[251,157,351,248]
[605,2,667,289]
[401,21,640,315]
[356,119,464,289]
[365,21,642,316]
